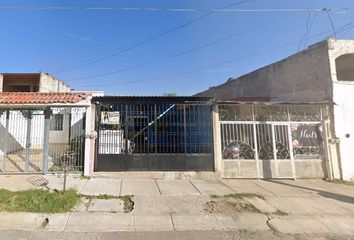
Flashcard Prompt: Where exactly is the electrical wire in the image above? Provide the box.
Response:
[298,9,312,51]
[51,0,253,74]
[324,8,337,38]
[0,6,350,13]
[303,11,320,49]
[67,12,297,82]
[73,26,346,89]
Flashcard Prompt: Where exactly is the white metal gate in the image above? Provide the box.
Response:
[221,122,297,178]
[0,108,86,174]
[218,104,327,179]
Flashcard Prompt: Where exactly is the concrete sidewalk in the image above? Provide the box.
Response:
[0,174,354,235]
[0,212,268,232]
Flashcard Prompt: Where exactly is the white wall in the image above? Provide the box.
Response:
[332,82,354,180]
[39,73,71,92]
[0,108,85,154]
[328,39,354,180]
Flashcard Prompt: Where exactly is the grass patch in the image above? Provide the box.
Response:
[0,188,79,213]
[120,195,134,213]
[96,194,116,200]
[332,179,354,186]
[80,175,91,180]
[240,202,261,213]
[226,193,265,200]
[211,193,265,200]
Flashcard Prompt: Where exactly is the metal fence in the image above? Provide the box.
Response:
[0,107,86,174]
[95,98,214,171]
[219,104,327,178]
[48,107,86,172]
[98,103,213,155]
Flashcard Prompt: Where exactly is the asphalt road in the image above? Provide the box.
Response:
[0,230,352,240]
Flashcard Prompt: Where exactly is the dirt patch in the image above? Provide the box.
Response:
[204,199,260,214]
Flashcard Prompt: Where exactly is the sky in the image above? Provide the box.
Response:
[0,0,354,96]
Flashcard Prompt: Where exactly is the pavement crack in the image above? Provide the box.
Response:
[79,178,90,193]
[189,180,202,195]
[63,212,71,232]
[264,214,279,233]
[155,179,162,195]
[170,213,176,231]
[218,180,237,193]
[119,179,123,196]
[252,180,276,196]
[85,198,93,211]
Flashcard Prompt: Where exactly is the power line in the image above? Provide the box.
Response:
[51,0,253,74]
[303,11,320,49]
[324,8,337,38]
[67,12,297,82]
[298,9,312,51]
[0,6,350,13]
[73,25,348,89]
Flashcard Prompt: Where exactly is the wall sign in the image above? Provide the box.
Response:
[101,111,120,125]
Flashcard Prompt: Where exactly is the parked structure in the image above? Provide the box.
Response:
[197,38,354,180]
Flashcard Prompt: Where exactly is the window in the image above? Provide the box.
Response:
[335,54,354,81]
[50,114,64,131]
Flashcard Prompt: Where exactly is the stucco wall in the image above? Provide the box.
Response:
[197,38,354,180]
[197,40,333,102]
[328,39,354,180]
[39,73,70,92]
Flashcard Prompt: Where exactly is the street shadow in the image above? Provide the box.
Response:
[27,175,49,189]
[264,179,354,204]
[262,160,272,179]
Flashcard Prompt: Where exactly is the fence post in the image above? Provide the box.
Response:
[84,106,92,176]
[42,108,51,173]
[253,123,260,179]
[271,124,278,178]
[287,124,296,179]
[24,110,32,172]
[183,105,187,154]
[322,120,334,181]
[2,110,9,172]
[212,104,222,176]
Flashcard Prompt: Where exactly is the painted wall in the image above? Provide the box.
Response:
[0,108,85,155]
[197,40,333,102]
[328,39,354,180]
[39,73,71,92]
[197,38,354,180]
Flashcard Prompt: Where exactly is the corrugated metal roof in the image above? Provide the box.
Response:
[93,96,213,104]
[0,92,91,104]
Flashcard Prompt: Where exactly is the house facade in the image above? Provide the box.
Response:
[0,73,92,174]
[197,38,354,180]
[0,92,92,174]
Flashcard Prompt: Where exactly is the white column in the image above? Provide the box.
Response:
[212,104,222,177]
[84,105,93,176]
